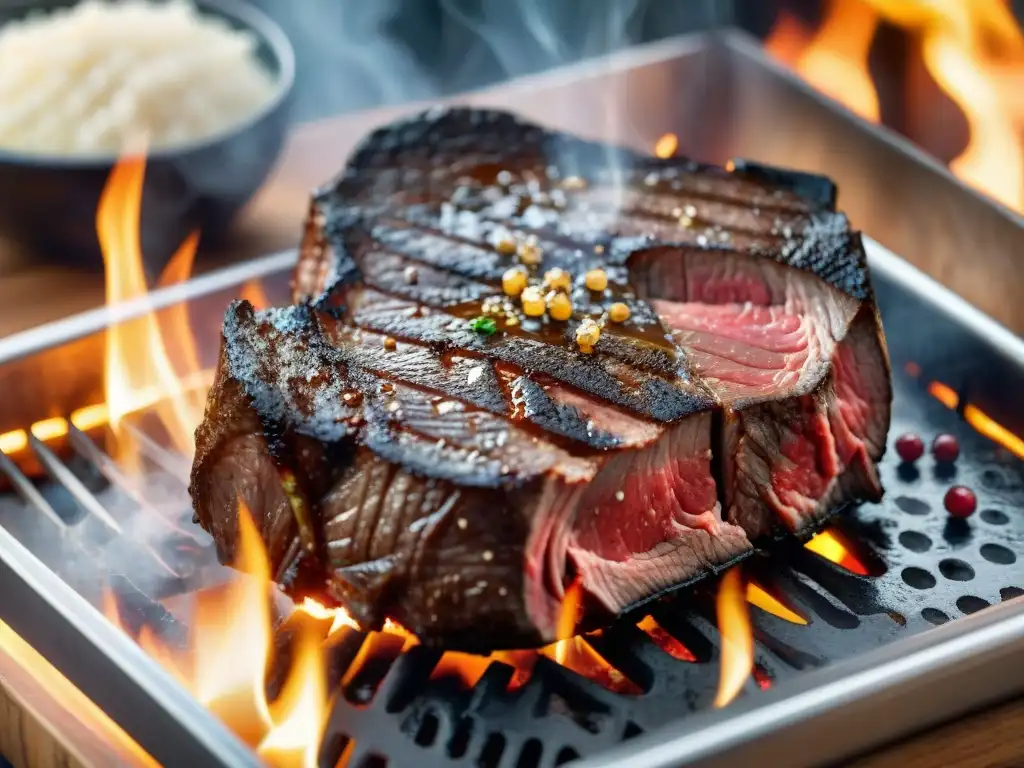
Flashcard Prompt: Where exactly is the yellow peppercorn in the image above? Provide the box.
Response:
[584,268,608,292]
[518,242,542,266]
[521,286,546,317]
[496,238,517,256]
[502,268,527,297]
[608,302,631,323]
[547,292,573,322]
[383,336,398,351]
[575,318,601,353]
[543,268,572,292]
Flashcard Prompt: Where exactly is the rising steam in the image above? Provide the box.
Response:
[273,0,712,119]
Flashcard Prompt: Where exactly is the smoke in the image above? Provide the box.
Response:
[260,0,435,114]
[260,0,713,206]
[256,0,712,122]
[439,0,645,169]
[437,0,644,80]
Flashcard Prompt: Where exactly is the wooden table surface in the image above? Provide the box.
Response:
[0,95,1021,768]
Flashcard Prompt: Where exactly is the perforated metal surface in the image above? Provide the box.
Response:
[310,377,1024,768]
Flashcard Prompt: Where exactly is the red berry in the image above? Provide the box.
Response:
[932,434,960,463]
[895,433,925,463]
[944,486,976,518]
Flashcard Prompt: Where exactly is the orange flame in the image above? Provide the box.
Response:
[713,568,754,708]
[805,529,870,575]
[866,0,1024,210]
[637,616,697,661]
[90,151,337,765]
[381,618,420,652]
[258,613,328,768]
[654,133,678,158]
[534,580,638,692]
[340,631,408,692]
[745,581,808,625]
[96,150,206,465]
[102,591,190,687]
[240,279,273,311]
[928,380,960,409]
[927,380,1024,458]
[0,150,212,461]
[766,0,881,122]
[763,11,814,63]
[297,597,359,636]
[431,650,494,689]
[766,0,1024,211]
[555,580,583,642]
[0,370,214,461]
[105,505,337,763]
[430,581,638,694]
[156,231,204,396]
[963,404,1024,459]
[191,501,274,744]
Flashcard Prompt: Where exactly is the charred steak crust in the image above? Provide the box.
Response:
[192,107,892,650]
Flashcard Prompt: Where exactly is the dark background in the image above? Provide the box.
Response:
[246,0,727,123]
[247,0,1024,125]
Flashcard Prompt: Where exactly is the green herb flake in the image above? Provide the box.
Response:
[470,316,498,336]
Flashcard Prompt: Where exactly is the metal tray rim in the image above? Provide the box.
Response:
[579,595,1024,768]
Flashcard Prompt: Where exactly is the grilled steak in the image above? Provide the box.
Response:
[190,107,891,650]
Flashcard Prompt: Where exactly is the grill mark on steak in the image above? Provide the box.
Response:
[367,221,512,281]
[388,207,597,276]
[334,218,682,380]
[356,248,496,308]
[508,202,781,253]
[341,289,711,423]
[569,186,810,238]
[192,106,892,650]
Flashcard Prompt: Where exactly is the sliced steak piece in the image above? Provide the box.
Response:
[563,413,747,614]
[191,301,749,648]
[191,106,891,649]
[636,242,889,540]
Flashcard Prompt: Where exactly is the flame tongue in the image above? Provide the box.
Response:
[713,567,754,708]
[258,611,329,768]
[896,0,1024,211]
[193,501,274,744]
[746,581,808,625]
[96,150,204,467]
[786,0,881,122]
[805,529,869,575]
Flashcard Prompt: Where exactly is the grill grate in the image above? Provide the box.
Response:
[0,265,1020,768]
[307,381,1024,768]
